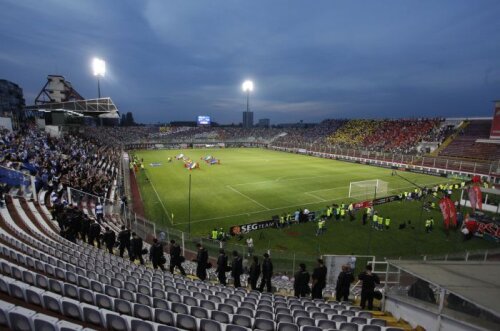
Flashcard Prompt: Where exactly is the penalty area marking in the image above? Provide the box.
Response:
[226,185,270,211]
[175,178,451,225]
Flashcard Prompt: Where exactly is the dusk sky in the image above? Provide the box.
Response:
[1,0,500,124]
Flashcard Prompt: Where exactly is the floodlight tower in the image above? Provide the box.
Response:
[92,58,106,98]
[242,80,254,112]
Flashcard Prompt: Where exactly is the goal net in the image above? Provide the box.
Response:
[349,179,388,199]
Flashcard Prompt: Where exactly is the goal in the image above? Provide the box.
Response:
[349,179,388,199]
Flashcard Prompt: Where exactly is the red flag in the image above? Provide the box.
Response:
[439,197,451,229]
[447,198,457,228]
[468,187,477,210]
[473,186,483,210]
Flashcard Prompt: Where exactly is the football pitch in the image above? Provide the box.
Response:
[134,148,497,261]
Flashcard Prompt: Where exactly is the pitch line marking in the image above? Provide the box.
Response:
[304,191,326,202]
[148,176,173,225]
[175,179,450,225]
[226,185,270,211]
[232,174,334,187]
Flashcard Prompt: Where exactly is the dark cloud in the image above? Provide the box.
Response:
[1,0,500,124]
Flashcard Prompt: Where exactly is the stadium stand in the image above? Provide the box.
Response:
[326,119,444,154]
[1,119,498,330]
[0,125,410,330]
[439,120,500,161]
[0,194,405,330]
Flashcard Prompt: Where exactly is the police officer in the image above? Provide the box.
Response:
[118,225,131,258]
[311,259,327,299]
[259,253,273,293]
[150,238,166,270]
[130,232,145,265]
[231,250,243,288]
[377,214,384,230]
[385,217,391,230]
[196,243,209,281]
[294,263,310,298]
[88,219,101,248]
[102,227,116,254]
[169,240,186,276]
[358,265,380,310]
[216,249,228,285]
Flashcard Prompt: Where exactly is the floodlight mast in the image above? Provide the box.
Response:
[92,58,106,98]
[242,80,254,112]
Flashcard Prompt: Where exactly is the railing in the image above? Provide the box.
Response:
[270,142,499,180]
[119,146,500,275]
[0,165,37,202]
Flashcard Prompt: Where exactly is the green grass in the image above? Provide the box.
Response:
[133,148,498,266]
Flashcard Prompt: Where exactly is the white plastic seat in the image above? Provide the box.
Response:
[95,293,114,310]
[254,318,275,331]
[8,280,27,300]
[81,303,104,328]
[79,287,95,305]
[63,283,79,299]
[25,286,45,306]
[57,320,84,331]
[0,299,15,327]
[8,306,36,331]
[176,313,197,331]
[32,313,59,331]
[48,278,63,294]
[103,310,127,331]
[42,292,62,314]
[232,314,253,328]
[61,297,82,320]
[114,298,133,315]
[200,318,221,331]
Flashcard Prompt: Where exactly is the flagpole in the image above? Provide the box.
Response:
[188,173,192,235]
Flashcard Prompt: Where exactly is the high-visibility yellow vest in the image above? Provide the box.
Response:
[377,217,383,225]
[372,215,378,222]
[340,209,346,216]
[385,218,391,226]
[348,204,354,211]
[212,230,218,239]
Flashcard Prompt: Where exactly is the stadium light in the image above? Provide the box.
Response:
[242,80,254,112]
[92,57,106,98]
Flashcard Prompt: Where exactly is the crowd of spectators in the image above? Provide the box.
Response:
[274,119,347,145]
[0,125,118,198]
[327,118,445,154]
[161,127,283,143]
[84,126,157,146]
[79,118,450,156]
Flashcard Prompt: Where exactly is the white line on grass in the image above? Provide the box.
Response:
[175,179,450,225]
[232,174,334,187]
[149,178,173,225]
[226,185,270,210]
[304,191,326,202]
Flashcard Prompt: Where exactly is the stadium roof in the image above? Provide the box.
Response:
[26,98,119,118]
[387,260,500,318]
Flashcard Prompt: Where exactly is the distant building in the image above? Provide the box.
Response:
[243,111,254,128]
[257,118,270,128]
[0,79,25,115]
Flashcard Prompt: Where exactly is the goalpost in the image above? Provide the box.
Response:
[349,179,388,199]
